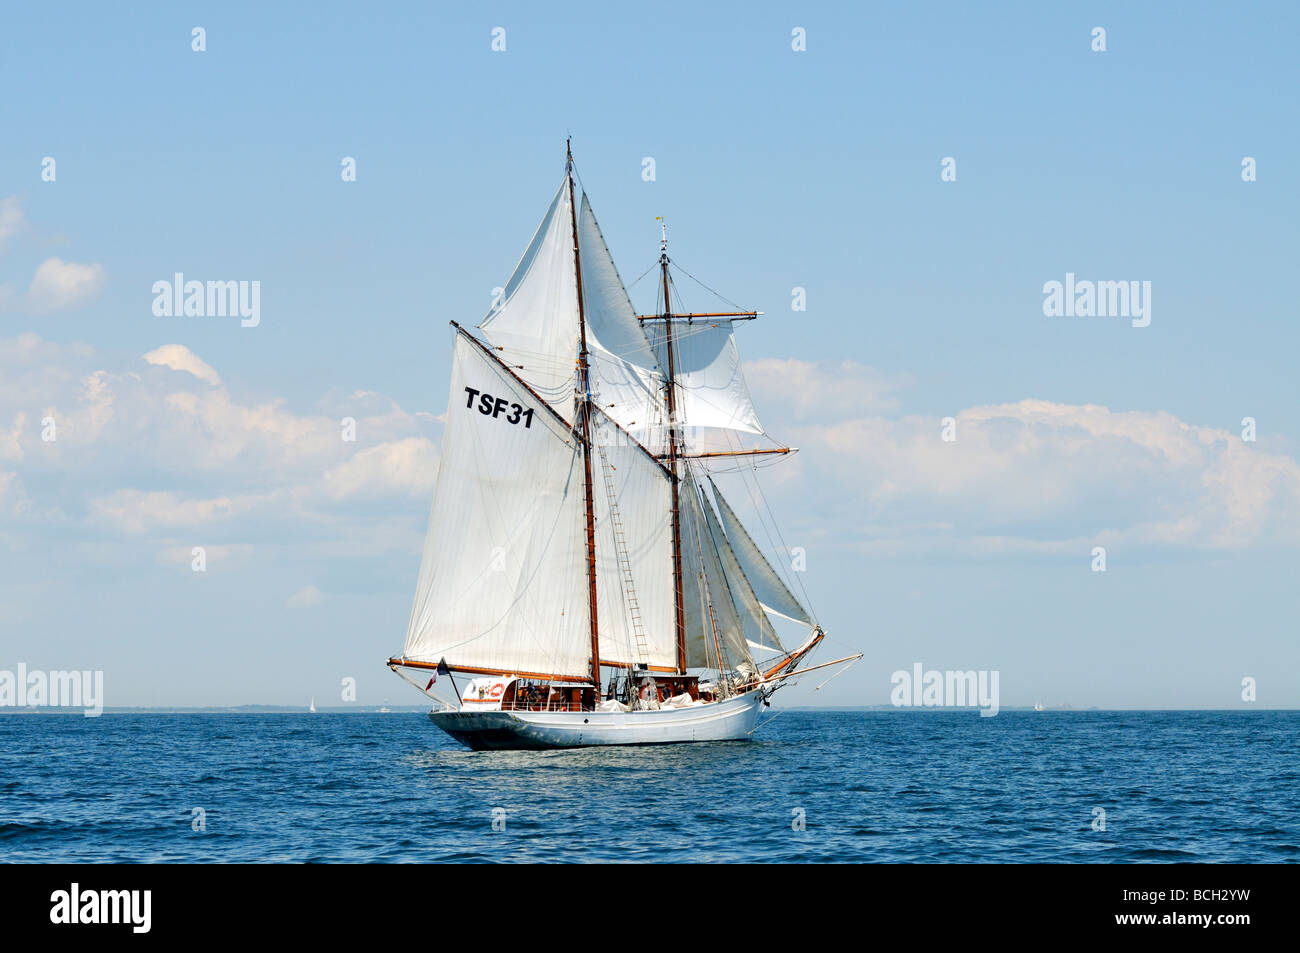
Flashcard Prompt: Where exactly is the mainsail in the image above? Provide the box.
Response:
[402,332,592,679]
[400,153,814,688]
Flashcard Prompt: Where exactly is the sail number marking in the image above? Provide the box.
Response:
[464,387,534,428]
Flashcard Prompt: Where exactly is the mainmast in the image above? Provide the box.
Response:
[658,221,688,673]
[567,140,601,686]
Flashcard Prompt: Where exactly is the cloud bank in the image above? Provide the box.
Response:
[2,342,1296,577]
[0,335,440,563]
[738,358,1300,557]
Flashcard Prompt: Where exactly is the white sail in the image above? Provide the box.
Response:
[710,479,812,626]
[701,490,785,655]
[479,181,668,434]
[679,472,753,672]
[578,195,666,435]
[478,183,582,419]
[645,319,765,452]
[590,412,677,671]
[402,332,593,679]
[678,477,717,670]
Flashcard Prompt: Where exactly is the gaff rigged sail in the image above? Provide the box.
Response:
[402,332,592,679]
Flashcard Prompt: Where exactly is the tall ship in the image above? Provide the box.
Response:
[388,144,857,749]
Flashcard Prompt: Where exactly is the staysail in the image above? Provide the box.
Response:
[709,478,812,627]
[678,469,754,672]
[701,490,785,655]
[402,332,592,679]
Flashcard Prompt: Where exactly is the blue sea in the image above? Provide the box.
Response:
[1,711,1295,863]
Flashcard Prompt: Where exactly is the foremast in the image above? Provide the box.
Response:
[567,139,602,687]
[656,224,689,674]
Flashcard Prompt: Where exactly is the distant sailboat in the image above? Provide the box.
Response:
[1033,701,1044,712]
[387,143,859,749]
[308,697,317,714]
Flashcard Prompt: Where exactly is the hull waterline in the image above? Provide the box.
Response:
[429,690,766,750]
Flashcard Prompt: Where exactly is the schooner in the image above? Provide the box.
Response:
[388,144,857,749]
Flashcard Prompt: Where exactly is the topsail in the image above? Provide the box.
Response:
[643,319,766,453]
[479,183,663,434]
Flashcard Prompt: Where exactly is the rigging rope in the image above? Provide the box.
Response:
[669,261,748,312]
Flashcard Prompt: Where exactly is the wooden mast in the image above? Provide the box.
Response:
[659,225,688,673]
[567,140,601,688]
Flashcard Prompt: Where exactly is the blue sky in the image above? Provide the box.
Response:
[1,2,1297,709]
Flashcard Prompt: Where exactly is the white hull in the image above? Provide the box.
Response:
[429,690,766,750]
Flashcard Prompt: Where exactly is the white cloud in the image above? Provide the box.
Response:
[0,199,103,314]
[2,411,25,462]
[0,469,26,515]
[90,489,239,535]
[0,196,24,247]
[320,437,438,500]
[24,257,106,313]
[287,584,323,608]
[1,335,441,557]
[742,364,1300,554]
[745,357,906,419]
[143,344,221,386]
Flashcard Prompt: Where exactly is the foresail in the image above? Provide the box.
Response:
[590,410,677,670]
[402,332,592,679]
[709,479,813,626]
[478,182,582,421]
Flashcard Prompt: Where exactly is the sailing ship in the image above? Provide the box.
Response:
[308,697,316,713]
[387,144,858,749]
